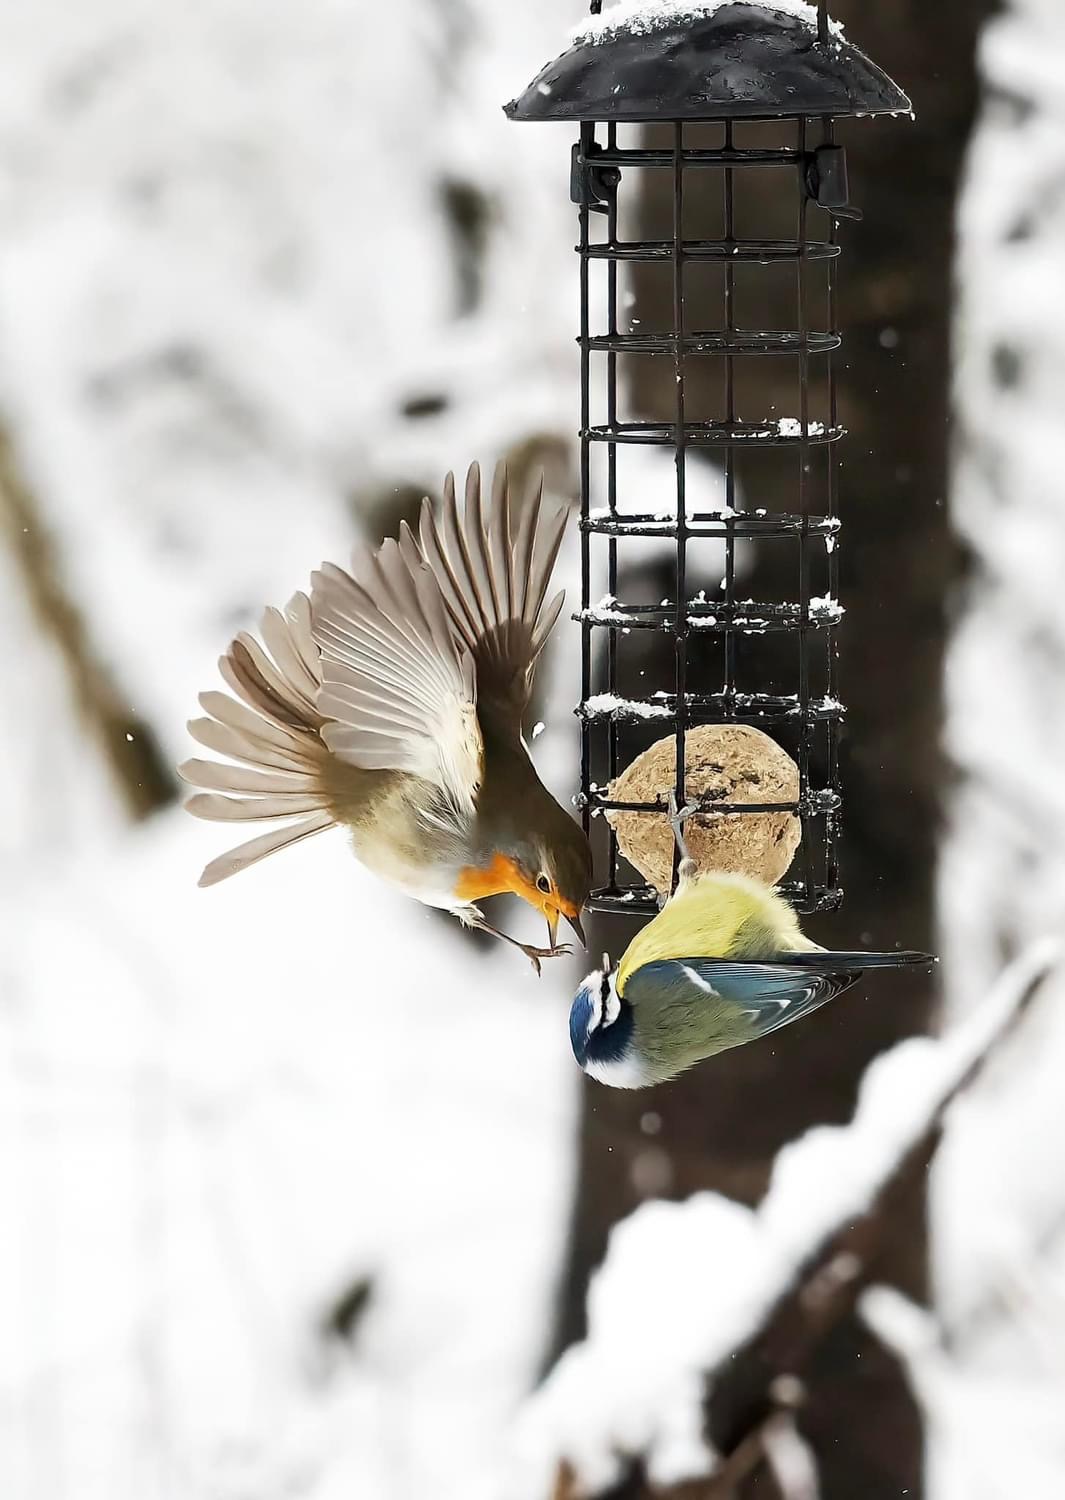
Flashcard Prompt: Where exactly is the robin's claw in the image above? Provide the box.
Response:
[517,941,573,973]
[465,911,576,973]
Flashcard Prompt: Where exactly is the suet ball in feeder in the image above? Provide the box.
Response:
[607,724,800,895]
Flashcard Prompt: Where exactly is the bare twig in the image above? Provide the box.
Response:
[0,422,174,818]
[552,1461,578,1500]
[698,1424,767,1499]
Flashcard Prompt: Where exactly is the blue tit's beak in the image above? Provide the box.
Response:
[565,912,587,948]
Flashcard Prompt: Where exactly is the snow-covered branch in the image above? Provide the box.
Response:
[514,944,1058,1500]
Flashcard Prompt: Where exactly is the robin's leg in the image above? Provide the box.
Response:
[459,909,572,977]
[667,792,699,886]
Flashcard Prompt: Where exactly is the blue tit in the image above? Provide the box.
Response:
[569,808,934,1089]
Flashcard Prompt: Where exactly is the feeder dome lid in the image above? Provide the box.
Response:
[505,1,911,123]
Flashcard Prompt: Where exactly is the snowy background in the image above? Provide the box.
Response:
[2,1,1065,1498]
[0,4,587,1497]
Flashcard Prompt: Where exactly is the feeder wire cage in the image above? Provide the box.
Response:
[507,0,911,920]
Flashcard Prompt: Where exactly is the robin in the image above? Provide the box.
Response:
[179,462,592,971]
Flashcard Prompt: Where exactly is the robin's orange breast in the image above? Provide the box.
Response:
[454,853,526,903]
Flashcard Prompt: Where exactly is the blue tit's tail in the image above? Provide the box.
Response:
[774,950,936,971]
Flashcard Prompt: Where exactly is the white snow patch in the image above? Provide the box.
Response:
[582,693,674,720]
[573,0,843,47]
[776,417,827,438]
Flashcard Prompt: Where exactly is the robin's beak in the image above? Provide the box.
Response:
[541,894,586,951]
[565,912,587,948]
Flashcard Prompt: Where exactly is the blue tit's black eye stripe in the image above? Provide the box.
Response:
[584,995,634,1064]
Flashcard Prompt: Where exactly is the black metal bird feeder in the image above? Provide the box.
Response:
[506,1,910,920]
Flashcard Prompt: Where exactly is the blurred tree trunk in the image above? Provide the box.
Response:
[547,4,990,1497]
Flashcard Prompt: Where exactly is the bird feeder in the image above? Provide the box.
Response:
[506,0,910,919]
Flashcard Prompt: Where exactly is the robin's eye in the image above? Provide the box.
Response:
[536,873,551,894]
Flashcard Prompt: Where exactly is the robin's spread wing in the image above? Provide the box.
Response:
[624,958,860,1041]
[311,539,484,820]
[414,463,568,730]
[179,592,345,885]
[179,463,566,885]
[181,568,481,884]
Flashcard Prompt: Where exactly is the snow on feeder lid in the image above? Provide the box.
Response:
[505,1,912,124]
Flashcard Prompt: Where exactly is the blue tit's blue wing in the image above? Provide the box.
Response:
[624,958,860,1041]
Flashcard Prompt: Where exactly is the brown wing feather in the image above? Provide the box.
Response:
[416,461,571,728]
[196,811,335,888]
[180,594,347,885]
[310,541,483,818]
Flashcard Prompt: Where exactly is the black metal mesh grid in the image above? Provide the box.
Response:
[574,115,845,919]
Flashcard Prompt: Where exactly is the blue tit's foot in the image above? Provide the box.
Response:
[666,791,700,875]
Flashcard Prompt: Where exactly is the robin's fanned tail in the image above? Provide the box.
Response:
[179,463,591,971]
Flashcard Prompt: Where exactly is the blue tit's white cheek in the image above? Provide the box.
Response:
[576,972,605,1031]
[583,1053,653,1090]
[588,979,605,1033]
